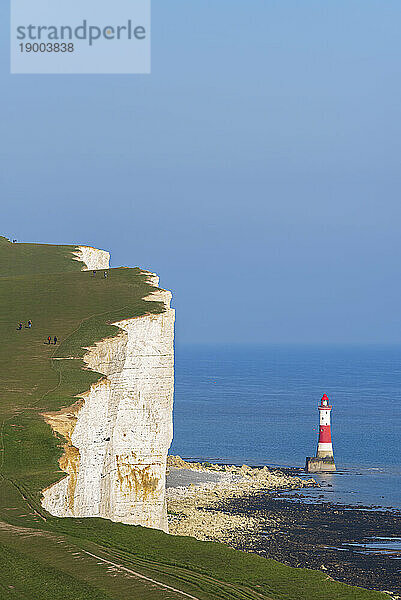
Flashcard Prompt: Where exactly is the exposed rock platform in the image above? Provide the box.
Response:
[166,456,317,542]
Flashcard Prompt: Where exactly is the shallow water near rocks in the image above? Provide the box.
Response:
[279,468,401,510]
[326,537,401,558]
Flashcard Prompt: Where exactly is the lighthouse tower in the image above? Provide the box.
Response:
[305,394,336,472]
[317,394,334,459]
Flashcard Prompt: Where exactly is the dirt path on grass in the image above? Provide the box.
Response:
[80,550,203,600]
[0,521,199,600]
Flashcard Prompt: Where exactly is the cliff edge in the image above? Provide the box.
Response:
[37,247,174,532]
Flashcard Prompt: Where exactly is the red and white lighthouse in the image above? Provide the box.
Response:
[317,394,334,459]
[305,393,336,472]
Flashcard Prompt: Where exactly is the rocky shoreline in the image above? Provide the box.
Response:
[166,456,316,542]
[166,457,401,599]
[220,492,401,598]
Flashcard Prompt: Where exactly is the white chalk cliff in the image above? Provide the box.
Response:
[42,250,174,533]
[73,245,111,271]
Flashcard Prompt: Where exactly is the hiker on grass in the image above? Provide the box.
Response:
[17,322,22,330]
[104,271,108,279]
[54,336,58,345]
[27,320,32,329]
[47,336,51,345]
[92,270,96,277]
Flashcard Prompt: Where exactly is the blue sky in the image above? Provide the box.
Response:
[2,1,401,344]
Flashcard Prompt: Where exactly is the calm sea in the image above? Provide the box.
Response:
[170,344,401,510]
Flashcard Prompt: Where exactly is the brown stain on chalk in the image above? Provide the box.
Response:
[59,445,80,511]
[116,455,159,501]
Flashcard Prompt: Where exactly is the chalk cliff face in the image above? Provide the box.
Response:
[42,268,175,533]
[73,246,110,271]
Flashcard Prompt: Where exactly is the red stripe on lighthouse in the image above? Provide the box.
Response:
[318,425,332,443]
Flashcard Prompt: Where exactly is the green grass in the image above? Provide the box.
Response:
[0,239,387,600]
[0,236,84,277]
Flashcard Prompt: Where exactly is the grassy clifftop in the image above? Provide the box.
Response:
[0,236,85,277]
[0,240,386,600]
[0,241,163,496]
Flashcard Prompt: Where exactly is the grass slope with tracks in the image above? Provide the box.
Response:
[0,237,386,600]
